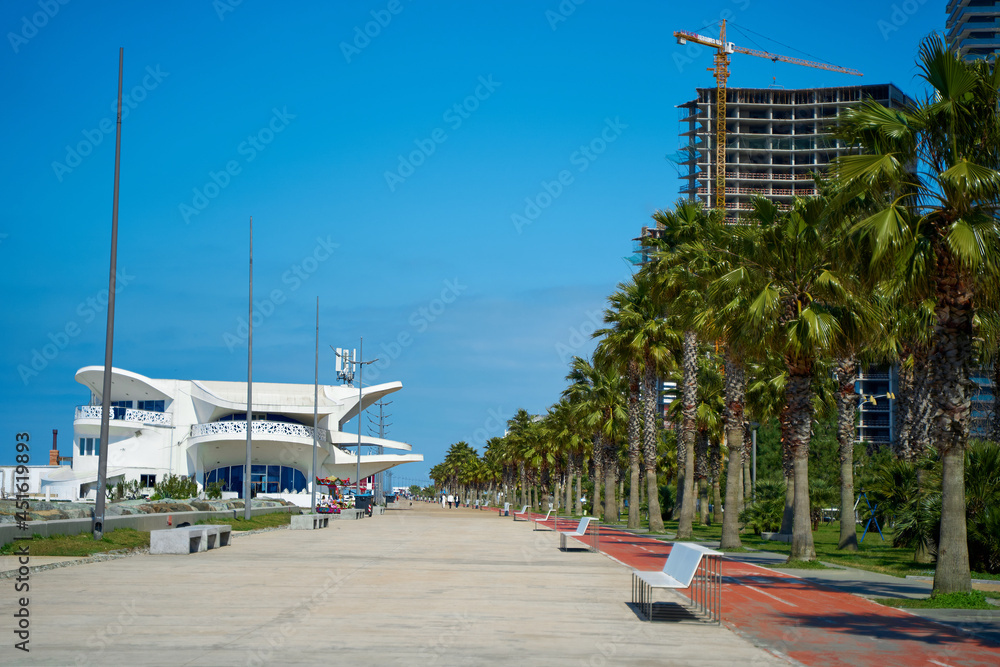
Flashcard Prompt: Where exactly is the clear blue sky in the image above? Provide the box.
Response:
[0,1,943,480]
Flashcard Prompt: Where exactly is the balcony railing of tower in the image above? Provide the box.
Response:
[75,405,172,426]
[190,419,332,443]
[698,187,817,197]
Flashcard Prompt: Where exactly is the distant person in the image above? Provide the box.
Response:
[446,494,453,509]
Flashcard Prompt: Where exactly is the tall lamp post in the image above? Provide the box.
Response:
[93,48,124,540]
[334,340,378,496]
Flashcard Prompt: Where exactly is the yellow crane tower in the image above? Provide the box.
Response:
[674,19,862,212]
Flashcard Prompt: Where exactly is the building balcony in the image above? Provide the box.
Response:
[190,419,331,444]
[75,405,172,427]
[724,171,815,181]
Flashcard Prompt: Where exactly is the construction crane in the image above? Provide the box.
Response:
[673,19,862,211]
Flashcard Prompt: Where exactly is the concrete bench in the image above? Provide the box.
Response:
[557,517,598,552]
[631,542,722,624]
[497,502,511,517]
[291,514,330,530]
[150,524,232,555]
[334,509,366,520]
[532,509,554,531]
[512,505,531,521]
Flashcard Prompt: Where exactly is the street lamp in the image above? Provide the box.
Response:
[334,340,378,498]
[857,392,896,409]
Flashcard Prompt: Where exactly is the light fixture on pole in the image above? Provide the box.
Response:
[333,341,377,497]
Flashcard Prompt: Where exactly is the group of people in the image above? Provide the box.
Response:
[442,494,487,509]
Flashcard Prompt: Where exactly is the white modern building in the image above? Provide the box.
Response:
[36,366,422,506]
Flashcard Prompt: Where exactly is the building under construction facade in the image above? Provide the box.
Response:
[676,84,911,222]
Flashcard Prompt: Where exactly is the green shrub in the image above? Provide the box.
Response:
[150,474,198,500]
[107,478,141,502]
[740,479,785,535]
[205,481,224,500]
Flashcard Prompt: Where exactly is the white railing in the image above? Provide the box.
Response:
[75,405,171,426]
[190,420,330,443]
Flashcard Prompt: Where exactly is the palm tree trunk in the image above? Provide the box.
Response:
[565,460,573,514]
[779,411,795,535]
[743,426,752,504]
[712,474,722,525]
[519,463,527,508]
[618,478,625,519]
[674,435,685,521]
[677,330,698,538]
[721,351,745,548]
[695,430,709,525]
[604,449,617,523]
[835,355,858,551]
[574,467,582,516]
[641,361,664,532]
[709,435,721,525]
[992,361,1000,443]
[928,262,973,594]
[698,478,709,525]
[787,372,816,561]
[935,447,972,593]
[592,442,602,518]
[781,474,794,535]
[627,365,642,528]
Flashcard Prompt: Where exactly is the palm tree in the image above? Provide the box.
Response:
[713,195,856,561]
[563,354,626,522]
[834,35,1000,593]
[595,284,644,528]
[649,201,724,539]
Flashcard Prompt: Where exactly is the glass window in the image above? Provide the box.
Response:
[292,468,307,492]
[229,465,243,494]
[251,464,266,475]
[206,469,217,485]
[280,466,293,493]
[79,437,101,456]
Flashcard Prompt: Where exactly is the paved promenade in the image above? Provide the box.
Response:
[2,503,787,666]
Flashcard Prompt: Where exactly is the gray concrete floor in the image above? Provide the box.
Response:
[1,504,790,666]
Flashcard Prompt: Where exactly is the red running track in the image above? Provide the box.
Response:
[532,514,1000,667]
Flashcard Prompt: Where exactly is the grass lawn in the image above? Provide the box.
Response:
[762,559,837,570]
[196,512,291,531]
[874,591,998,610]
[653,519,967,580]
[0,528,149,557]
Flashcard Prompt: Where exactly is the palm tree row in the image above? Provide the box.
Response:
[427,36,998,595]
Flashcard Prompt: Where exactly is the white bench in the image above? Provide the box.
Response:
[512,505,531,521]
[291,514,330,530]
[631,542,722,624]
[532,509,554,531]
[497,502,511,517]
[150,524,232,555]
[557,517,598,552]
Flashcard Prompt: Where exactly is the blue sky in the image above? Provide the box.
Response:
[1,1,943,480]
